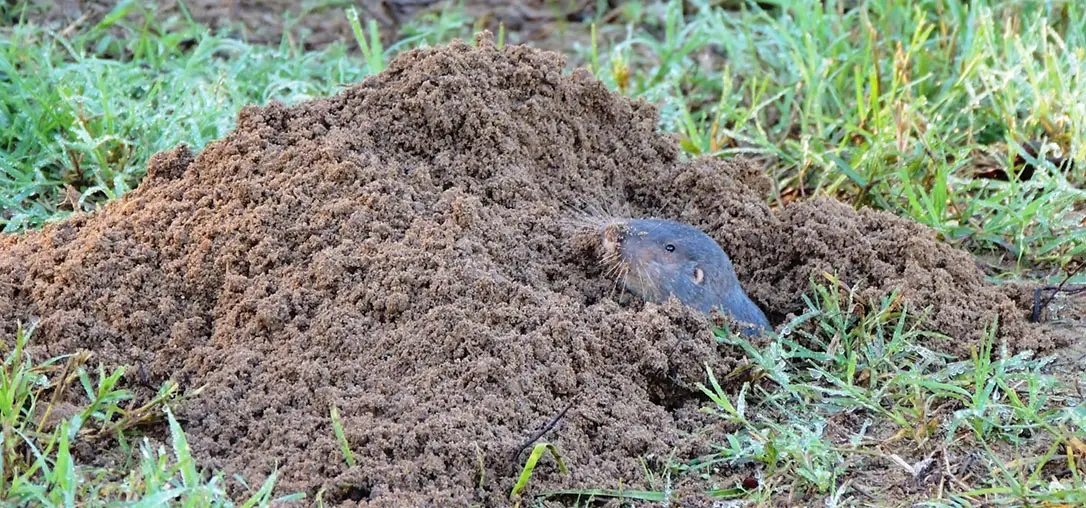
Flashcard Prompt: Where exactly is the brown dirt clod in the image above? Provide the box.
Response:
[0,33,1062,504]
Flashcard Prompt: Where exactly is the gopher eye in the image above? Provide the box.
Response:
[664,244,675,252]
[692,266,705,285]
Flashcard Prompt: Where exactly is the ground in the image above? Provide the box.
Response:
[0,0,1083,506]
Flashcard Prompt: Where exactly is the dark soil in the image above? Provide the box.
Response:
[18,0,602,49]
[0,33,1068,505]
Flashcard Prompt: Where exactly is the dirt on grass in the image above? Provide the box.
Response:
[0,33,1069,505]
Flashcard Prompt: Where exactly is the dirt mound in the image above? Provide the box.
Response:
[747,198,1059,354]
[0,33,1060,504]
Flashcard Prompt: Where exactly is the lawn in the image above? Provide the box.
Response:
[0,0,1083,505]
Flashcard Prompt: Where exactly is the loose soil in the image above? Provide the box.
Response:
[0,33,1069,505]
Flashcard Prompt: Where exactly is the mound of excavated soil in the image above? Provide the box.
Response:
[0,33,1062,504]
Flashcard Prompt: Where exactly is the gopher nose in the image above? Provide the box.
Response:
[600,223,624,254]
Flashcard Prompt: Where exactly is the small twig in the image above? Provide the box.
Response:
[848,482,876,501]
[509,396,578,468]
[1031,263,1086,322]
[59,12,90,38]
[35,351,90,434]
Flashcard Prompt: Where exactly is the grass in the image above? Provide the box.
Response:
[0,323,303,505]
[0,0,1083,505]
[536,275,1084,505]
[734,277,1083,505]
[0,1,445,232]
[510,442,568,499]
[3,0,1081,275]
[579,0,1085,277]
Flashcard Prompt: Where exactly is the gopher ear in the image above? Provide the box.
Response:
[692,266,705,285]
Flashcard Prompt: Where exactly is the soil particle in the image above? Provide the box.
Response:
[0,33,1064,504]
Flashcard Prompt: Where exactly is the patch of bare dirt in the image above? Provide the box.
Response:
[19,0,605,50]
[0,33,1069,505]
